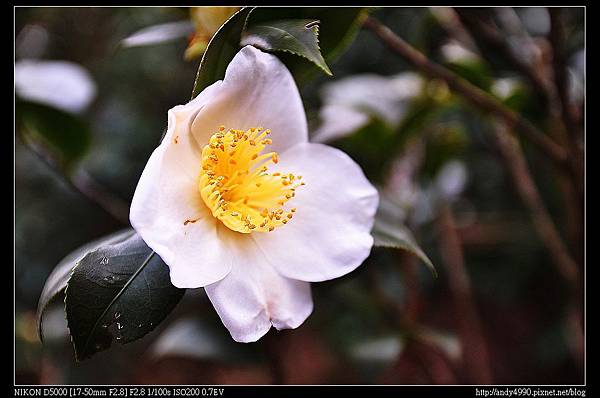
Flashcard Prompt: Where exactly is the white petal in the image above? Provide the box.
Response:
[311,104,369,143]
[130,81,233,288]
[15,60,96,114]
[321,72,421,126]
[189,46,308,154]
[253,143,379,282]
[205,229,313,343]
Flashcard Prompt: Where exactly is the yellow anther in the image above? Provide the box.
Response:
[198,125,304,234]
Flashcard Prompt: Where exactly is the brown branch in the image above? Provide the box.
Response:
[71,169,131,225]
[548,8,585,203]
[437,205,493,384]
[495,122,583,369]
[548,8,582,143]
[18,136,130,226]
[452,8,551,102]
[492,124,579,287]
[362,16,568,167]
[400,253,421,325]
[442,8,583,260]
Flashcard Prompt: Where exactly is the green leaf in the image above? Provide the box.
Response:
[17,101,91,171]
[444,59,493,93]
[64,232,185,361]
[191,7,254,99]
[241,19,332,76]
[372,218,436,277]
[248,8,367,62]
[247,8,368,83]
[36,229,136,343]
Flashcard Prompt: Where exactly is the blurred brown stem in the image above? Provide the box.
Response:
[401,253,421,325]
[547,9,584,241]
[493,125,579,288]
[18,136,130,226]
[437,205,493,384]
[453,8,583,197]
[362,16,568,168]
[446,8,583,261]
[548,8,582,144]
[263,332,285,384]
[493,124,583,368]
[452,8,551,102]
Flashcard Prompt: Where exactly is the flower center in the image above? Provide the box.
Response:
[198,126,304,233]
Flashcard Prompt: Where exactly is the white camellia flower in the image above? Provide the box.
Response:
[130,46,379,342]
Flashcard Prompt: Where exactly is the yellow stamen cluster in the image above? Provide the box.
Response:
[197,126,304,233]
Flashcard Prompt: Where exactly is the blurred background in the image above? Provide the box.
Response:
[15,7,584,384]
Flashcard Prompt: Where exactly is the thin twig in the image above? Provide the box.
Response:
[493,124,579,287]
[495,127,583,369]
[452,8,550,103]
[548,8,585,202]
[362,16,568,167]
[548,8,582,143]
[18,136,130,226]
[442,7,583,261]
[437,205,493,384]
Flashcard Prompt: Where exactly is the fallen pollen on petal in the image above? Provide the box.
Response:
[184,217,201,225]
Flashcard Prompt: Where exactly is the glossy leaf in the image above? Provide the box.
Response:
[372,218,436,277]
[64,232,185,361]
[37,229,136,342]
[247,7,368,82]
[248,7,367,62]
[191,7,254,98]
[17,101,91,170]
[242,19,332,75]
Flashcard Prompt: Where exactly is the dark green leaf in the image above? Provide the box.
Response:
[242,19,331,75]
[445,59,493,93]
[191,7,254,99]
[247,8,367,62]
[372,218,436,277]
[246,8,368,83]
[65,232,185,361]
[37,229,136,343]
[17,101,91,170]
